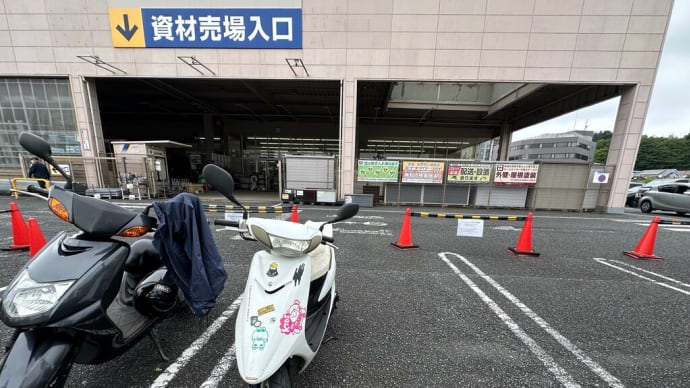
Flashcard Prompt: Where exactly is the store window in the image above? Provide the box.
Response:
[0,78,80,168]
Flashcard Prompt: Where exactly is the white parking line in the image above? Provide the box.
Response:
[440,252,624,388]
[150,295,243,388]
[438,253,580,388]
[199,344,237,388]
[593,258,690,295]
[664,227,690,232]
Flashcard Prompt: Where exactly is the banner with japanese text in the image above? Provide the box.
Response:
[447,163,492,183]
[493,163,540,186]
[110,8,302,48]
[401,161,445,184]
[357,160,400,182]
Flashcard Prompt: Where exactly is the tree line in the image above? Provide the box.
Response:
[593,131,690,170]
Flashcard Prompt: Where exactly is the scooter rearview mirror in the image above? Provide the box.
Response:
[202,164,246,216]
[19,131,73,187]
[202,164,235,198]
[19,132,52,160]
[321,203,359,231]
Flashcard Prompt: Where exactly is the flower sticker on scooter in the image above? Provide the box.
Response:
[279,299,306,335]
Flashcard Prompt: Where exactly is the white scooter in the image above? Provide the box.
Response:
[202,164,359,387]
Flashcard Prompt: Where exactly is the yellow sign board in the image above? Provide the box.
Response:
[108,8,145,47]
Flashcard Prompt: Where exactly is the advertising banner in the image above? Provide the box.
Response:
[447,163,492,183]
[357,160,400,182]
[401,161,445,184]
[493,163,539,186]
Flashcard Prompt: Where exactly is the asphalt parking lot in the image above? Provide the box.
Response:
[1,195,689,387]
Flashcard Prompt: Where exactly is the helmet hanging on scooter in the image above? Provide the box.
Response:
[133,277,179,316]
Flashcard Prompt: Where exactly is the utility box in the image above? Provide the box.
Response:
[345,194,374,208]
[283,155,337,203]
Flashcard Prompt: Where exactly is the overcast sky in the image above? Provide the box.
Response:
[512,0,690,141]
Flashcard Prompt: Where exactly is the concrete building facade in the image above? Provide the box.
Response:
[0,0,675,212]
[508,131,596,163]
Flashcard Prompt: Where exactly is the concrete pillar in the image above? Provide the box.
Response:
[339,79,356,198]
[605,85,644,213]
[71,76,105,188]
[497,122,512,161]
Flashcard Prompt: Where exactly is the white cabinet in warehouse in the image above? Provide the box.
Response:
[284,155,336,190]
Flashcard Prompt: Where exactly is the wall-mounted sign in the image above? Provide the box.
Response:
[50,164,71,177]
[357,160,399,183]
[109,8,302,49]
[447,163,492,183]
[593,172,609,183]
[493,163,539,186]
[401,161,445,184]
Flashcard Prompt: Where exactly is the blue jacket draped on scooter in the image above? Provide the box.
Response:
[153,193,227,317]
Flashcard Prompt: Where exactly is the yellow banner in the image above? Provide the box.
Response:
[447,163,492,183]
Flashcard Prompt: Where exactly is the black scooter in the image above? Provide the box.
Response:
[0,132,184,388]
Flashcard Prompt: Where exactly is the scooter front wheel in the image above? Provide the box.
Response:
[249,358,297,388]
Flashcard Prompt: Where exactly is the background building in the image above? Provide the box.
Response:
[0,0,675,211]
[508,131,596,163]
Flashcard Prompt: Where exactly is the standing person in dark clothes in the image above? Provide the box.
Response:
[28,157,51,188]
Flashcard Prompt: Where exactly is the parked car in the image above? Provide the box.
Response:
[638,182,690,215]
[633,178,690,206]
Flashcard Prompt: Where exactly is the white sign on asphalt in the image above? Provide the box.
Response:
[457,219,484,237]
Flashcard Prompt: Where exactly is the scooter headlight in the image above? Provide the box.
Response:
[2,270,75,318]
[268,234,320,257]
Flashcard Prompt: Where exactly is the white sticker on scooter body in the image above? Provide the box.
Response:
[236,250,313,382]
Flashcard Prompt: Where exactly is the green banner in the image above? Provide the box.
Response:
[357,160,399,182]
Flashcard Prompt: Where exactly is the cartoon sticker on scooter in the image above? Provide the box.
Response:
[266,262,278,277]
[279,299,306,335]
[293,263,305,286]
[252,327,269,350]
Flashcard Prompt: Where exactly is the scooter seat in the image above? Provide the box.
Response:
[308,244,332,281]
[124,239,163,275]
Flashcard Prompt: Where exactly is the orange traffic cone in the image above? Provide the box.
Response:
[3,202,30,251]
[28,217,47,258]
[508,213,540,257]
[391,208,419,250]
[623,216,662,261]
[290,205,299,223]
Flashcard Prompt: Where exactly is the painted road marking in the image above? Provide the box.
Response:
[491,225,522,231]
[332,228,392,236]
[150,296,243,388]
[337,221,388,227]
[440,252,624,388]
[199,344,237,388]
[593,258,690,295]
[438,253,580,388]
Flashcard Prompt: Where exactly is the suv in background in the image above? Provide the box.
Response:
[638,182,690,215]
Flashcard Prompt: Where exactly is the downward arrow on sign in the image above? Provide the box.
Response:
[116,14,138,41]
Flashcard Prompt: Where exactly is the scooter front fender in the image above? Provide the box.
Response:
[236,251,313,384]
[0,331,74,388]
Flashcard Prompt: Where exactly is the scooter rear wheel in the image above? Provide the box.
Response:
[250,358,297,388]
